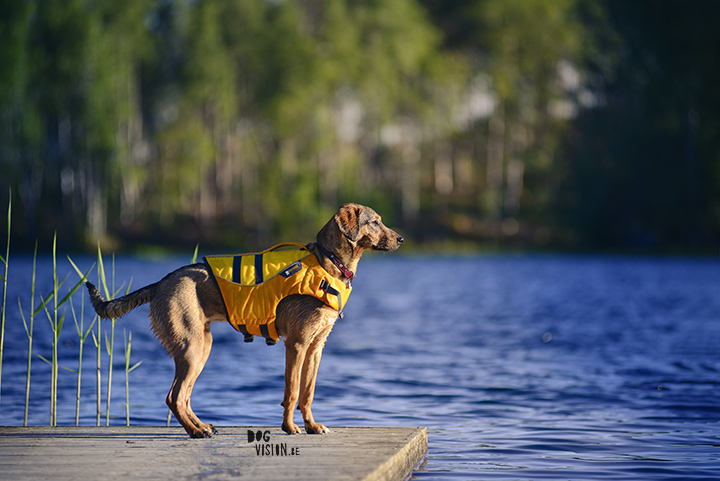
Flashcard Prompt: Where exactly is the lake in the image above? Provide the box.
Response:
[1,253,719,480]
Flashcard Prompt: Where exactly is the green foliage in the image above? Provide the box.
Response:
[0,0,718,252]
[558,0,720,248]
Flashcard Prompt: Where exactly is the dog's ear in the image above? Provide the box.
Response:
[334,204,362,242]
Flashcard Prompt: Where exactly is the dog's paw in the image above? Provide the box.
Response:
[304,421,330,434]
[189,428,214,439]
[282,422,301,435]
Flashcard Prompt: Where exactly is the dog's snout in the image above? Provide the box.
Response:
[397,236,404,245]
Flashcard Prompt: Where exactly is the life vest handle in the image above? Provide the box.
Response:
[262,243,308,254]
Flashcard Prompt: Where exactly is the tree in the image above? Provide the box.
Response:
[421,0,595,242]
[560,0,720,248]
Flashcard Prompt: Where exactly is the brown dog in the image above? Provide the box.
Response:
[86,204,403,438]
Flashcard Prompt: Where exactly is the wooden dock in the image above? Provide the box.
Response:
[0,425,427,480]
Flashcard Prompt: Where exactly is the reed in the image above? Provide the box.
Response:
[104,325,115,426]
[35,235,63,425]
[0,191,10,410]
[96,247,113,426]
[92,330,101,425]
[68,257,96,426]
[47,235,60,426]
[18,241,38,425]
[123,329,142,426]
[36,236,92,425]
[96,248,130,426]
[92,327,101,424]
[93,251,101,425]
[28,260,64,424]
[70,288,96,426]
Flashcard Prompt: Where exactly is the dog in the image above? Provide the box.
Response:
[86,204,403,438]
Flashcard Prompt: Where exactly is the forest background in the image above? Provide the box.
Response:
[1,0,719,254]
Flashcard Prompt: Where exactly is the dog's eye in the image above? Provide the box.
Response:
[371,219,380,227]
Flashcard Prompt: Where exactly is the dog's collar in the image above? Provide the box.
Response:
[317,243,355,280]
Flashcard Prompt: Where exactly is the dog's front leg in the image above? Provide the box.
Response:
[298,324,333,434]
[281,341,306,434]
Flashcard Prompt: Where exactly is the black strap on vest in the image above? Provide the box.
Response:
[254,254,264,284]
[206,254,275,345]
[237,324,254,343]
[232,256,243,284]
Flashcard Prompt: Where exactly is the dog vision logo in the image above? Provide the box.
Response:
[247,430,300,456]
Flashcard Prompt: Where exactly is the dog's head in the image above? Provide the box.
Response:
[319,203,404,254]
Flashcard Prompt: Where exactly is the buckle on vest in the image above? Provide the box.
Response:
[319,279,340,297]
[320,279,344,319]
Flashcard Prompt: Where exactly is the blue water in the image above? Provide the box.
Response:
[1,254,719,480]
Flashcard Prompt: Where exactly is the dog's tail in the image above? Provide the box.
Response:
[86,281,158,319]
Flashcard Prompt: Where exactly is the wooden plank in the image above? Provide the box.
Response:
[0,426,427,481]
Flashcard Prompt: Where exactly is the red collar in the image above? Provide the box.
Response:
[317,243,355,280]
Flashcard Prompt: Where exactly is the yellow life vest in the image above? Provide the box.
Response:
[203,243,352,344]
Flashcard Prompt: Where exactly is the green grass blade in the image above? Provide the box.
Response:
[56,271,92,309]
[33,274,70,317]
[83,316,98,340]
[112,283,127,299]
[97,245,110,299]
[35,353,51,365]
[39,295,53,324]
[124,329,130,360]
[128,360,143,373]
[71,296,80,336]
[18,299,29,338]
[67,256,95,281]
[57,311,65,335]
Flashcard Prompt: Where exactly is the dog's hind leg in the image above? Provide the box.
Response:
[166,327,215,438]
[148,268,222,439]
[189,327,216,434]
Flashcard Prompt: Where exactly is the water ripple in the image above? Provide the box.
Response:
[1,255,720,479]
